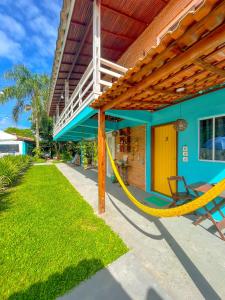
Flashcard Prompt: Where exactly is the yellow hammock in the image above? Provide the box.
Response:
[106,141,225,218]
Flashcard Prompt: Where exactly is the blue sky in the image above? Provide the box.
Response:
[0,0,62,130]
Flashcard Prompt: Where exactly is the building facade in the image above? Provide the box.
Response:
[48,0,225,211]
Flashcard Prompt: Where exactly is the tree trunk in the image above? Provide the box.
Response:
[35,115,40,152]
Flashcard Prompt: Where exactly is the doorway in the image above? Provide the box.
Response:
[152,123,177,196]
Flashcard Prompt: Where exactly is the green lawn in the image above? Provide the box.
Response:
[0,165,128,300]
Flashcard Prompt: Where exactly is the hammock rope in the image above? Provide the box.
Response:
[106,141,225,218]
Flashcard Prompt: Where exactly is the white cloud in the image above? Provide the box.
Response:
[30,16,57,39]
[32,35,55,57]
[41,0,61,16]
[0,13,26,40]
[15,0,40,18]
[0,30,23,62]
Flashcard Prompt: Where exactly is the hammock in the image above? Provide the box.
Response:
[106,141,225,218]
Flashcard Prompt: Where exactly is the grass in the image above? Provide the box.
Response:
[0,165,128,300]
[31,157,46,163]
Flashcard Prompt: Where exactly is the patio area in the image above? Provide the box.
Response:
[57,163,225,299]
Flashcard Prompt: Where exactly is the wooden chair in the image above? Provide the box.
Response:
[194,199,225,241]
[167,176,194,207]
[191,185,225,241]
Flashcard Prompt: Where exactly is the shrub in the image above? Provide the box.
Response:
[61,151,72,162]
[0,155,31,191]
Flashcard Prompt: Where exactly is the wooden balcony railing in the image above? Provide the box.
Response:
[53,58,127,136]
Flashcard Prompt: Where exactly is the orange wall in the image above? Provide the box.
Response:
[115,125,146,190]
[118,0,200,68]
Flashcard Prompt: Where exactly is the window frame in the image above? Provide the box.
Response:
[198,114,225,163]
[0,143,20,154]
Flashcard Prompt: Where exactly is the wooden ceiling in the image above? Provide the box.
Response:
[91,0,225,111]
[49,0,169,115]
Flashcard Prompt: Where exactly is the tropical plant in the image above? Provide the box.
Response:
[4,127,34,139]
[79,140,98,168]
[0,155,31,192]
[0,65,50,155]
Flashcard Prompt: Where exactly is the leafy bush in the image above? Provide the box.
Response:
[61,151,72,162]
[0,155,31,191]
[32,147,43,158]
[4,127,34,139]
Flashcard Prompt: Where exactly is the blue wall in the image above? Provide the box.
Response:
[21,142,27,155]
[147,88,225,190]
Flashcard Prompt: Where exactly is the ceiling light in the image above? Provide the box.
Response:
[176,87,186,93]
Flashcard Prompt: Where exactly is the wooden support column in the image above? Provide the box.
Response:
[98,108,106,213]
[65,80,69,105]
[56,104,59,121]
[93,0,101,95]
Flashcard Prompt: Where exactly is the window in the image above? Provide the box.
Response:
[199,116,225,162]
[0,144,19,153]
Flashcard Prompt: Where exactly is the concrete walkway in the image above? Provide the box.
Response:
[58,252,170,300]
[56,163,225,300]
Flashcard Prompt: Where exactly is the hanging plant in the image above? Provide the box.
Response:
[174,119,188,131]
[174,103,188,132]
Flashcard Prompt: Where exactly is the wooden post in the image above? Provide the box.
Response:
[93,0,101,95]
[56,104,59,121]
[98,108,106,213]
[65,80,69,105]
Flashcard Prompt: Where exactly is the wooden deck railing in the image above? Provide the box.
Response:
[53,58,127,136]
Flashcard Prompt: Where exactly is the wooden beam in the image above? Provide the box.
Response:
[126,99,172,105]
[85,40,126,53]
[71,20,86,26]
[64,51,92,57]
[102,29,133,41]
[194,58,225,78]
[101,4,147,26]
[100,24,225,111]
[67,37,81,43]
[67,18,92,79]
[98,109,106,214]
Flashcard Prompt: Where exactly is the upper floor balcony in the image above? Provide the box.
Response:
[53,57,127,136]
[49,0,197,138]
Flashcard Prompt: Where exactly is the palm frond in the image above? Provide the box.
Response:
[12,99,25,122]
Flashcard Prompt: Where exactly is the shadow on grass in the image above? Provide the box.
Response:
[8,259,110,300]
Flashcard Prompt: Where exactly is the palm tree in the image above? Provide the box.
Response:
[0,65,50,154]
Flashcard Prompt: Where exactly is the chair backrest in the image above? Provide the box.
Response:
[167,176,189,196]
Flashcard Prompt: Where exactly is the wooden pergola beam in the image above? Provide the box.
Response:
[194,58,225,78]
[100,24,225,112]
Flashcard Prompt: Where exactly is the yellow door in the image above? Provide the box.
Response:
[152,123,177,196]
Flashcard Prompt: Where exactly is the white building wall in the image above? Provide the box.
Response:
[0,141,23,157]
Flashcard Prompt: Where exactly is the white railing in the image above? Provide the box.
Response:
[53,58,127,136]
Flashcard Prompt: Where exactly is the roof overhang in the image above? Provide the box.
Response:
[91,0,225,112]
[48,0,170,116]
